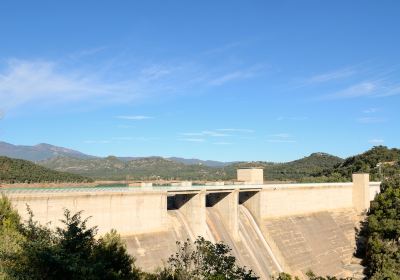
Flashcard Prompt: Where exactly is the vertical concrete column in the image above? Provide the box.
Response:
[237,168,264,184]
[352,173,370,212]
[213,190,240,240]
[176,191,207,238]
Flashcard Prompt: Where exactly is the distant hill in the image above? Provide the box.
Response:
[0,141,350,182]
[0,142,95,162]
[0,141,230,167]
[0,156,93,184]
[39,156,229,181]
[39,152,343,181]
[222,152,344,181]
[317,146,400,181]
[167,157,232,167]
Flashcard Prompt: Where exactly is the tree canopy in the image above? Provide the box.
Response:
[0,156,93,183]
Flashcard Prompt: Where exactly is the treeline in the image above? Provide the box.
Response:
[0,156,93,183]
[39,153,343,182]
[312,146,400,182]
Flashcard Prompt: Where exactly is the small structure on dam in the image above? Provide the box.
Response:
[3,169,380,279]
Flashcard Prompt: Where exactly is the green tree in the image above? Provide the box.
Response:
[362,176,400,279]
[0,198,140,280]
[148,237,258,280]
[0,195,25,279]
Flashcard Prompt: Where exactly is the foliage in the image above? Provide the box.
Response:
[0,198,140,280]
[0,156,93,183]
[361,175,400,279]
[39,153,343,182]
[272,271,353,280]
[0,195,25,279]
[272,272,299,280]
[316,146,400,181]
[146,237,258,280]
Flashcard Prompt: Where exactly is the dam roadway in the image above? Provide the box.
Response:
[2,173,380,279]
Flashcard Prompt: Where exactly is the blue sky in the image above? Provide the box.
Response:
[0,1,399,162]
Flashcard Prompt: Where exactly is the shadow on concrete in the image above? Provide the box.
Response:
[167,194,196,210]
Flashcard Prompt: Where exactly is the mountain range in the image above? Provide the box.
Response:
[0,141,230,167]
[0,141,344,181]
[0,141,95,162]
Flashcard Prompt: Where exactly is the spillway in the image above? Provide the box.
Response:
[169,209,195,242]
[239,205,282,278]
[206,206,280,279]
[124,209,193,271]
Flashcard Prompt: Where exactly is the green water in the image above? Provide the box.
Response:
[1,183,129,192]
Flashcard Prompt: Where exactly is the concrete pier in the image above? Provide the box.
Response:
[206,189,240,240]
[352,173,370,212]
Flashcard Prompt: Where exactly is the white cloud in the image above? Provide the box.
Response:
[267,133,296,143]
[201,130,230,137]
[266,139,297,143]
[0,57,264,112]
[216,128,254,133]
[116,115,153,120]
[111,137,134,141]
[324,82,377,99]
[270,133,291,138]
[180,138,205,142]
[84,140,111,144]
[357,117,386,124]
[140,65,172,81]
[322,81,400,100]
[117,124,136,129]
[208,65,263,86]
[276,116,308,121]
[369,139,384,144]
[0,59,144,110]
[374,85,400,97]
[209,71,254,86]
[180,130,230,137]
[363,108,379,114]
[213,142,233,145]
[306,68,356,84]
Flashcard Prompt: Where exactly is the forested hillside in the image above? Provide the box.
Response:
[0,156,93,183]
[315,146,400,181]
[39,152,343,181]
[224,152,344,181]
[39,156,229,181]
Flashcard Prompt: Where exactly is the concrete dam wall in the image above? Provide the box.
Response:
[3,172,380,279]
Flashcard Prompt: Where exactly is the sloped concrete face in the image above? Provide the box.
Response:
[123,210,192,272]
[206,190,239,240]
[262,210,362,279]
[167,191,207,238]
[239,190,261,224]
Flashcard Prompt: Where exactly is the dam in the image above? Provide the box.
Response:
[2,170,380,279]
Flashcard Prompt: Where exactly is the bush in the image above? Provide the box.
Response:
[0,197,140,280]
